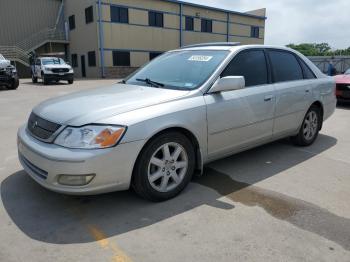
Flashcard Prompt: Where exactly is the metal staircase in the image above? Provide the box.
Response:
[0,0,67,67]
[0,46,30,66]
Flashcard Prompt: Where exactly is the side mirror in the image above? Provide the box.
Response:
[209,76,245,93]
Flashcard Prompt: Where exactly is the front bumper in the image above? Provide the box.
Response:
[336,85,350,101]
[0,74,18,86]
[44,73,74,81]
[17,125,144,195]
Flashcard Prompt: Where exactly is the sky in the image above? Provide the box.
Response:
[186,0,350,49]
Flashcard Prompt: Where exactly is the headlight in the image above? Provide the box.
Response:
[54,125,126,149]
[43,67,51,72]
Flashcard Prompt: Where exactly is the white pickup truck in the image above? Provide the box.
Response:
[0,54,19,90]
[31,57,74,85]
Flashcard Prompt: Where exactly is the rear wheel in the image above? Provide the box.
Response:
[132,132,195,201]
[291,106,321,146]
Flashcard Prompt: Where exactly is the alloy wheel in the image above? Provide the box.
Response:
[147,142,188,193]
[303,111,318,141]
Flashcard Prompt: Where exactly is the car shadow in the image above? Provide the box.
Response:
[2,134,349,250]
[0,86,16,91]
[20,81,68,86]
[337,101,350,110]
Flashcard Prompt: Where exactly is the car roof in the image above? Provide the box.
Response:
[178,43,296,53]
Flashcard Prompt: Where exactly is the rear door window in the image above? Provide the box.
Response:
[268,50,303,83]
[221,50,268,87]
[299,58,316,79]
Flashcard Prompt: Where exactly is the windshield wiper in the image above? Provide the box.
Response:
[136,78,164,88]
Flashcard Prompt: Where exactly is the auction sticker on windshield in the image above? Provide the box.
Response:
[188,55,213,62]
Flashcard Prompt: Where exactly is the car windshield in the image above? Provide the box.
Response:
[345,69,350,75]
[0,54,5,60]
[125,50,229,90]
[42,58,65,65]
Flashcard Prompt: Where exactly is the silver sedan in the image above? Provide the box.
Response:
[17,43,336,201]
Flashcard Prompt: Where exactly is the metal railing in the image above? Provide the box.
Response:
[16,27,67,52]
[0,46,30,66]
[0,27,67,67]
[0,1,67,67]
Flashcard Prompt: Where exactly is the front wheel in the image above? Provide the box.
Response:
[132,132,195,201]
[42,74,49,85]
[68,79,74,84]
[32,74,38,83]
[291,106,321,146]
[9,78,19,90]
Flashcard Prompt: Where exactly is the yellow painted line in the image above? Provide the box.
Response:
[87,224,133,262]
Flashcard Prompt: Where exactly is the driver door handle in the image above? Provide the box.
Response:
[264,95,274,102]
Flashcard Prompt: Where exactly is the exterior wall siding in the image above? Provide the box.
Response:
[0,0,61,45]
[65,0,266,78]
[64,0,99,78]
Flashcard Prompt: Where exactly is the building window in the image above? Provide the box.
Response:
[68,15,75,30]
[149,52,162,61]
[251,26,260,38]
[201,19,212,33]
[110,6,129,23]
[85,6,94,24]
[113,51,130,66]
[149,11,163,27]
[71,54,78,67]
[88,51,96,67]
[185,16,194,31]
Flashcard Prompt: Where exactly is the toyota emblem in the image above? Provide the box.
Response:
[32,121,38,129]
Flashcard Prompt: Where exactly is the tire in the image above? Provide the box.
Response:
[32,74,38,83]
[9,79,19,90]
[291,105,321,146]
[132,132,195,202]
[43,74,49,85]
[68,79,74,84]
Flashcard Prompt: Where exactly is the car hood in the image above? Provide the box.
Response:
[0,59,11,69]
[33,84,190,126]
[334,74,350,84]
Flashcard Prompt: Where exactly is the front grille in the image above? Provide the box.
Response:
[19,153,48,180]
[51,68,69,73]
[27,113,61,140]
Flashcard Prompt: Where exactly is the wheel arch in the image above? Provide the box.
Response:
[310,100,324,130]
[132,126,204,182]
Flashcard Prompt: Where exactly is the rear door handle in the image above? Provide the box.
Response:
[264,95,274,102]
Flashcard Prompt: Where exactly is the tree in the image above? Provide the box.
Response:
[286,43,350,56]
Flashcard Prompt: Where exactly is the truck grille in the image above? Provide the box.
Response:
[52,68,69,73]
[27,113,61,140]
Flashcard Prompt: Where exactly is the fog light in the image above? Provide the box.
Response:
[58,174,95,186]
